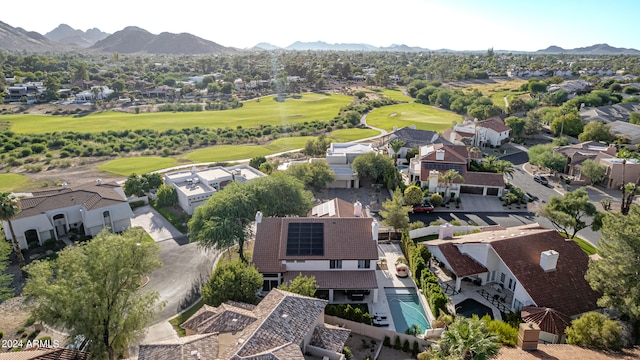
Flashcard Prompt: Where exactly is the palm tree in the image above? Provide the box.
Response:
[425,316,500,360]
[495,159,515,180]
[389,138,406,188]
[439,169,464,201]
[0,192,25,267]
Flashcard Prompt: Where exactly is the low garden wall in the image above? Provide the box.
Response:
[409,225,482,240]
[324,315,433,348]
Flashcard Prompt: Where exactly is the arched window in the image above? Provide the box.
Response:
[103,210,112,232]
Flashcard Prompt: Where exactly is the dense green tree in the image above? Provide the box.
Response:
[249,156,267,169]
[578,121,614,143]
[537,188,601,239]
[189,173,312,262]
[566,312,622,351]
[351,152,395,186]
[24,228,163,360]
[123,173,145,197]
[506,98,528,114]
[279,273,318,297]
[528,144,567,172]
[43,75,61,101]
[156,184,177,207]
[258,161,274,174]
[380,189,412,232]
[580,159,607,185]
[404,185,424,206]
[301,135,331,157]
[285,161,335,189]
[504,116,525,138]
[420,316,500,360]
[586,206,640,320]
[550,111,584,137]
[0,192,25,267]
[202,260,262,307]
[630,112,640,125]
[141,172,163,190]
[430,193,443,207]
[0,235,13,302]
[528,80,547,94]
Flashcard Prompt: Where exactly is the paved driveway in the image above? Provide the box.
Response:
[131,205,184,242]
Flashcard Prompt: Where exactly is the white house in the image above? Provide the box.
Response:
[233,78,244,90]
[386,126,450,165]
[423,224,599,317]
[252,206,380,304]
[453,118,511,147]
[75,86,114,102]
[2,181,133,250]
[163,165,265,215]
[325,142,375,188]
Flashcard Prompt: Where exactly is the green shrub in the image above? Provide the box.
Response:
[429,219,443,226]
[383,336,391,347]
[16,327,26,334]
[479,315,518,346]
[129,200,146,209]
[24,317,36,327]
[0,330,3,339]
[450,219,462,226]
[412,341,420,356]
[566,312,622,351]
[394,336,401,350]
[403,339,410,352]
[43,238,57,250]
[342,346,352,359]
[37,336,52,343]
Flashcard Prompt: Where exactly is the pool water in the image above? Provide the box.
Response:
[384,287,430,334]
[456,298,494,319]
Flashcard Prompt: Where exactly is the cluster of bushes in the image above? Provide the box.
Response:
[383,335,422,357]
[400,231,450,317]
[500,184,529,206]
[157,103,203,112]
[325,304,372,325]
[205,98,243,110]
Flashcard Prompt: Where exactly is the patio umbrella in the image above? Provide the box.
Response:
[521,306,572,337]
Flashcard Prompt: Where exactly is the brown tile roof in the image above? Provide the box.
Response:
[138,333,219,360]
[283,270,378,289]
[478,118,511,133]
[462,172,505,187]
[16,182,127,219]
[428,224,599,316]
[222,289,328,359]
[434,242,488,277]
[310,323,351,352]
[496,344,640,360]
[252,217,378,273]
[521,306,572,336]
[420,144,469,163]
[0,348,94,360]
[181,303,258,334]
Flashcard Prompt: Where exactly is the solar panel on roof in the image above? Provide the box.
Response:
[286,222,324,256]
[311,200,335,217]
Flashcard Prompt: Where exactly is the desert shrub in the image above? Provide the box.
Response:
[394,336,401,350]
[342,346,352,359]
[566,312,622,351]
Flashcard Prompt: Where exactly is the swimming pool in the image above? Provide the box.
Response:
[456,298,493,319]
[384,287,430,334]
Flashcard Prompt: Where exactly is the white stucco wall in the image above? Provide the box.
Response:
[284,259,374,272]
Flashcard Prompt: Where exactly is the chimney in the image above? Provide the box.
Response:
[354,201,363,217]
[371,219,379,242]
[439,222,454,240]
[255,211,263,224]
[518,322,540,351]
[435,149,445,161]
[96,178,102,186]
[62,182,68,189]
[539,250,559,271]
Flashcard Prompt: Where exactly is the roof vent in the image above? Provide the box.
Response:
[255,211,263,224]
[354,200,363,217]
[540,250,559,272]
[96,178,102,185]
[62,182,68,189]
[435,149,445,161]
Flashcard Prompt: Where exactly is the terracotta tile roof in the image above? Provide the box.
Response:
[521,306,572,336]
[252,217,378,273]
[138,333,219,360]
[434,242,488,277]
[478,118,511,133]
[222,289,328,359]
[0,348,94,360]
[462,172,505,187]
[428,224,599,316]
[15,182,127,219]
[310,323,351,352]
[497,344,640,360]
[283,270,378,289]
[181,303,258,334]
[420,144,469,163]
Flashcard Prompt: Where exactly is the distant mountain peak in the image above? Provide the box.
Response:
[45,24,109,47]
[536,43,639,55]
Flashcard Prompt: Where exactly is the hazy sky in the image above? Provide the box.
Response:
[7,0,639,51]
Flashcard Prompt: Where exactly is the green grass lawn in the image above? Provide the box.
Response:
[97,156,179,176]
[328,128,380,141]
[366,102,462,132]
[6,93,353,134]
[169,299,204,337]
[558,232,597,255]
[372,88,413,102]
[0,173,31,191]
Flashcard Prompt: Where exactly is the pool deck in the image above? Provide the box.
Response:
[373,243,436,333]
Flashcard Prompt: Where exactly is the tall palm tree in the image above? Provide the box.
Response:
[389,138,405,188]
[0,192,25,267]
[439,169,464,201]
[495,159,515,180]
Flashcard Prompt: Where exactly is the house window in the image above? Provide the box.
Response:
[491,271,496,282]
[500,272,505,283]
[262,279,279,291]
[508,278,515,291]
[513,299,523,311]
[358,260,371,269]
[330,260,342,269]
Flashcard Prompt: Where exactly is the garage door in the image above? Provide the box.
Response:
[486,187,499,196]
[461,185,484,195]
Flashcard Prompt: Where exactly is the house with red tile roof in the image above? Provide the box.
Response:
[408,143,505,197]
[451,118,511,147]
[2,181,133,250]
[138,289,350,360]
[423,224,599,318]
[252,211,380,303]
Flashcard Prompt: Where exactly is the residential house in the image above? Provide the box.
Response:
[547,79,592,94]
[163,165,265,215]
[138,289,350,360]
[233,78,245,90]
[580,102,640,123]
[452,118,511,147]
[408,143,505,197]
[4,82,42,103]
[2,180,133,250]
[145,85,179,98]
[608,120,640,144]
[325,142,375,188]
[424,223,600,317]
[554,141,640,188]
[252,205,380,303]
[386,126,451,165]
[75,86,114,102]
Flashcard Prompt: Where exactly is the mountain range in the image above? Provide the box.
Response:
[1,20,639,55]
